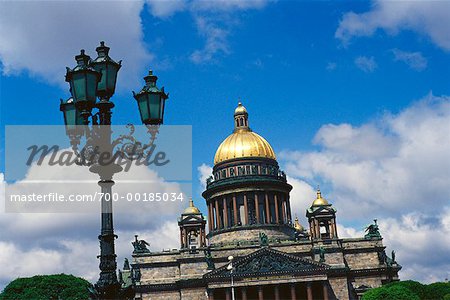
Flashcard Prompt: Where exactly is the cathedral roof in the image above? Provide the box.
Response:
[214,102,276,165]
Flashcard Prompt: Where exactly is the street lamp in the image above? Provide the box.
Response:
[133,70,168,144]
[91,41,122,101]
[133,70,168,126]
[59,97,84,134]
[60,41,168,300]
[65,49,101,123]
[227,255,235,300]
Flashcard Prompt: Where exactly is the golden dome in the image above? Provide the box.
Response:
[184,198,200,214]
[312,188,329,206]
[294,216,304,231]
[214,102,276,165]
[234,102,248,115]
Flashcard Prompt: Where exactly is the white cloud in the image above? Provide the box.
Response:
[279,93,450,282]
[335,0,450,51]
[0,150,186,288]
[392,49,427,71]
[354,56,377,72]
[281,93,450,220]
[146,0,187,18]
[144,0,271,64]
[286,176,316,226]
[188,0,271,64]
[190,15,231,64]
[190,0,269,12]
[380,211,450,283]
[197,163,212,190]
[0,1,151,89]
[326,62,337,71]
[0,0,272,83]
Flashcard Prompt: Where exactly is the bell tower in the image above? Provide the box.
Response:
[178,198,207,250]
[234,102,249,130]
[306,189,338,240]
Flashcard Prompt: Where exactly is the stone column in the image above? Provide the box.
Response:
[243,193,248,225]
[330,219,335,238]
[233,194,238,225]
[316,219,321,239]
[207,289,214,300]
[306,282,313,300]
[241,287,247,300]
[223,197,228,228]
[258,286,264,300]
[179,228,184,248]
[199,227,204,247]
[215,199,221,229]
[323,281,329,300]
[255,193,260,223]
[281,197,287,223]
[290,283,296,300]
[274,193,280,224]
[183,228,188,248]
[265,193,271,224]
[286,195,292,222]
[225,288,231,300]
[274,285,280,300]
[210,202,215,231]
[208,202,212,232]
[331,218,338,238]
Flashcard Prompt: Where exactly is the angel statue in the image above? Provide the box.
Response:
[132,235,150,254]
[364,219,381,239]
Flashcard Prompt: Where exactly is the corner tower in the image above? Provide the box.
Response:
[306,189,338,240]
[178,198,207,250]
[203,102,295,246]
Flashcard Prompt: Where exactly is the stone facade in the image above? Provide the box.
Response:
[132,234,400,300]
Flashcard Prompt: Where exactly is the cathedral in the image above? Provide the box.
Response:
[129,103,401,300]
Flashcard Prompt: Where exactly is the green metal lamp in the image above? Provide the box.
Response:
[59,97,84,135]
[65,49,101,121]
[133,70,168,125]
[91,41,122,100]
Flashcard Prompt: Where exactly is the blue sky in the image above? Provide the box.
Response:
[0,0,449,287]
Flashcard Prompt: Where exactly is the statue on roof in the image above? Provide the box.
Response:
[132,266,141,282]
[319,246,326,263]
[123,258,130,270]
[259,232,269,247]
[132,235,150,254]
[365,219,381,239]
[118,269,123,284]
[204,248,215,270]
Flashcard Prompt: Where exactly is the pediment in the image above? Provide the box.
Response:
[307,205,336,216]
[179,214,205,224]
[205,247,329,279]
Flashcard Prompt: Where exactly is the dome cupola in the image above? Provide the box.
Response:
[294,216,304,231]
[184,197,200,214]
[312,188,329,206]
[214,102,276,165]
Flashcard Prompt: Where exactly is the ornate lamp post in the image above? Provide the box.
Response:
[60,42,168,299]
[227,256,236,300]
